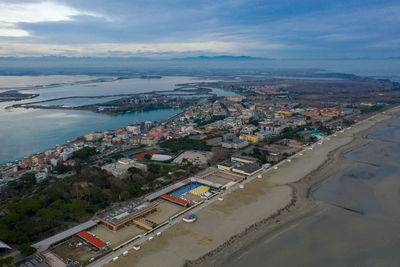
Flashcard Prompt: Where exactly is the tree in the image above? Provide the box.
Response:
[72,147,96,160]
[248,117,259,126]
[55,164,70,174]
[128,167,142,175]
[37,207,64,221]
[210,147,229,164]
[20,172,36,185]
[18,243,36,256]
[148,164,161,174]
[0,256,13,267]
[144,154,152,160]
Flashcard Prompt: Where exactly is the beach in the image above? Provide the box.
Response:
[105,106,399,267]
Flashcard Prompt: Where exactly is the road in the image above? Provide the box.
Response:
[89,126,359,266]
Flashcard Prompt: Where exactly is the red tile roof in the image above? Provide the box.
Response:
[77,231,106,248]
[161,194,188,206]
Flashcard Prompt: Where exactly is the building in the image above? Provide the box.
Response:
[76,231,107,250]
[231,163,262,176]
[240,134,259,143]
[221,139,249,149]
[173,151,212,166]
[231,155,257,164]
[101,158,147,178]
[218,159,262,176]
[18,158,32,169]
[151,154,173,162]
[0,165,17,177]
[126,125,141,135]
[259,123,282,135]
[96,200,158,231]
[35,172,47,183]
[217,160,236,172]
[140,136,157,146]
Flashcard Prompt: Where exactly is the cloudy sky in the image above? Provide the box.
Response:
[0,0,399,58]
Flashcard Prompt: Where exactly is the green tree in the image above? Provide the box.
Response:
[18,243,36,256]
[128,167,142,175]
[55,163,70,174]
[37,207,64,221]
[20,172,36,185]
[0,256,13,267]
[73,147,96,160]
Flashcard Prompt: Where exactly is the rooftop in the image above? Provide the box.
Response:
[232,163,262,174]
[97,200,158,226]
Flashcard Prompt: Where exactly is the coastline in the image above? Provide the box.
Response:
[188,107,400,267]
[105,106,398,267]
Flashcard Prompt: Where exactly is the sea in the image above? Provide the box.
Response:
[225,116,400,267]
[0,76,234,165]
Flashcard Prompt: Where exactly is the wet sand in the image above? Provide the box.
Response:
[222,109,400,267]
[106,106,399,267]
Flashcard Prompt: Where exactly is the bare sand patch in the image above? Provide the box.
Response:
[106,184,292,267]
[90,223,145,249]
[104,107,399,267]
[144,200,185,224]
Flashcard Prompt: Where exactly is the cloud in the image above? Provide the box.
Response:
[0,0,398,58]
[0,40,285,57]
[0,1,104,37]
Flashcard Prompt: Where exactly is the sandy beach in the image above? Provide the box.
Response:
[105,106,399,267]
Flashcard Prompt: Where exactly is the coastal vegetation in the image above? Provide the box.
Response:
[360,104,384,114]
[159,136,211,152]
[194,115,225,126]
[0,160,201,251]
[72,147,97,160]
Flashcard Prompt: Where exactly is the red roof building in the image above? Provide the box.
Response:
[161,194,188,206]
[76,231,106,249]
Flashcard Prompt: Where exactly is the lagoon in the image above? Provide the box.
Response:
[0,75,233,164]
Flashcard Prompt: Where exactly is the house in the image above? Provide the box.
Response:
[221,139,249,149]
[18,158,32,169]
[259,123,282,135]
[141,136,157,146]
[217,160,262,176]
[35,172,47,183]
[240,134,259,143]
[102,158,147,178]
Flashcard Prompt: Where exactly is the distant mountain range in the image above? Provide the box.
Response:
[173,55,273,61]
[0,55,398,61]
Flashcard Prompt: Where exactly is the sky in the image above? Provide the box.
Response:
[0,0,399,58]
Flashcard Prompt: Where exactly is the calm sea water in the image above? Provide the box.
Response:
[0,76,234,164]
[225,118,400,267]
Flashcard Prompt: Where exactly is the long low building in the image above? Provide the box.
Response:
[97,200,158,231]
[77,231,107,250]
[218,160,263,176]
[33,220,99,252]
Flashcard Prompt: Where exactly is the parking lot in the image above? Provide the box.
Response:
[51,238,104,266]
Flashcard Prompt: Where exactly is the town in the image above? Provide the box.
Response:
[0,83,390,266]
